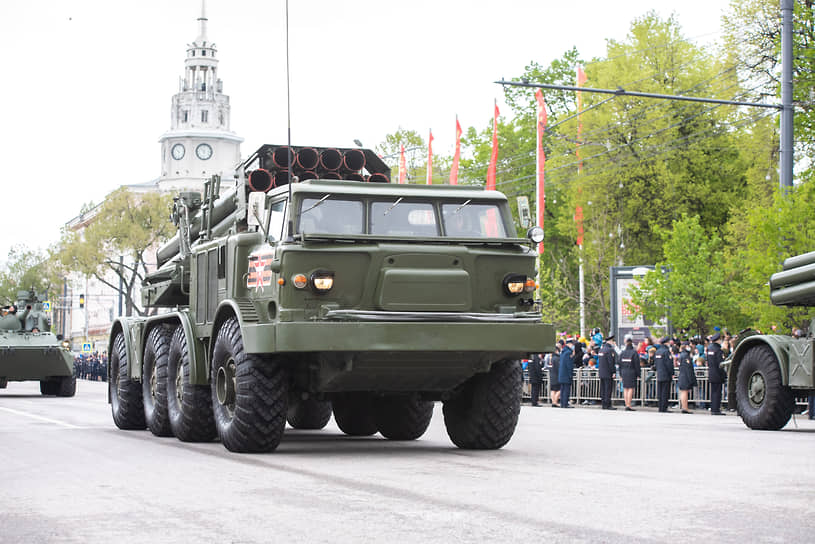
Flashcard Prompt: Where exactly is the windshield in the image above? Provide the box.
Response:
[299,197,364,234]
[370,201,439,237]
[441,203,506,237]
[297,195,507,238]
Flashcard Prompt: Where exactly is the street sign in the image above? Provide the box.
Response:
[82,342,92,353]
[42,301,51,312]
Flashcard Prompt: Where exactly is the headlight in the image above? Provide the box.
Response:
[311,270,335,293]
[524,278,537,293]
[527,226,544,244]
[503,274,527,296]
[61,340,71,350]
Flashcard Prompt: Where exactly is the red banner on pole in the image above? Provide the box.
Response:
[486,102,499,190]
[575,205,584,246]
[398,144,406,184]
[426,130,434,185]
[449,118,462,185]
[535,89,547,254]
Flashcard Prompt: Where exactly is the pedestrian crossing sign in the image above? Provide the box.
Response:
[82,343,92,353]
[42,301,51,312]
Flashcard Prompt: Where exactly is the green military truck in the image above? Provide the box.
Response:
[0,290,76,396]
[727,250,815,429]
[108,144,553,452]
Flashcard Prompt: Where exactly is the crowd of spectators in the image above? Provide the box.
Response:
[74,352,107,382]
[528,326,736,414]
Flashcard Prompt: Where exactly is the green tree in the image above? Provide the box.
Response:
[723,180,815,332]
[722,0,815,162]
[0,245,64,305]
[375,128,427,184]
[56,188,174,317]
[627,214,730,336]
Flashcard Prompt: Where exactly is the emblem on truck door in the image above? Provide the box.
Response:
[247,250,275,289]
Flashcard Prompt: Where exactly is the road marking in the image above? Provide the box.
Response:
[0,406,83,429]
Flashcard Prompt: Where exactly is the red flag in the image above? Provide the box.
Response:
[535,89,547,254]
[449,117,462,185]
[426,130,434,185]
[398,144,406,184]
[486,102,499,190]
[575,206,584,246]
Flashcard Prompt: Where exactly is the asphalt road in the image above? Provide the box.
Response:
[1,380,814,543]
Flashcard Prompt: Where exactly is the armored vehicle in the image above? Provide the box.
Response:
[0,290,76,396]
[109,144,554,452]
[727,250,815,429]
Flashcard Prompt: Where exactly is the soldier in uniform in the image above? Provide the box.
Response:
[528,353,544,406]
[619,335,639,411]
[598,333,618,410]
[654,336,674,412]
[707,332,726,415]
[559,338,575,408]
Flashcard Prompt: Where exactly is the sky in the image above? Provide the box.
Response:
[0,0,734,263]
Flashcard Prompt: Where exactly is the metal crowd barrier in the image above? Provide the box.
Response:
[523,364,809,409]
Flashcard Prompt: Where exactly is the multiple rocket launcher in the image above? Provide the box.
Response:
[769,250,815,307]
[243,144,391,192]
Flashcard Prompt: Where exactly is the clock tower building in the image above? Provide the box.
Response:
[158,1,242,191]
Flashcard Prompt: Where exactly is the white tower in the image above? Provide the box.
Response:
[158,0,243,191]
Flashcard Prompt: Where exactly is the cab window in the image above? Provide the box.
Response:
[441,202,506,237]
[298,197,364,234]
[370,200,439,237]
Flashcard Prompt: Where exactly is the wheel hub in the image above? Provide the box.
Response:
[216,358,236,410]
[149,369,157,400]
[748,371,766,407]
[175,361,183,403]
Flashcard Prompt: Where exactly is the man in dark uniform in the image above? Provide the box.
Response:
[528,353,544,406]
[654,336,673,412]
[559,338,575,408]
[707,332,726,415]
[598,333,618,410]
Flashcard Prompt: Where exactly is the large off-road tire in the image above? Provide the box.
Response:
[56,373,76,397]
[167,327,215,442]
[332,393,377,436]
[110,331,146,430]
[287,398,332,430]
[374,394,434,440]
[443,359,523,450]
[142,326,173,437]
[40,380,56,395]
[736,344,795,430]
[211,317,288,453]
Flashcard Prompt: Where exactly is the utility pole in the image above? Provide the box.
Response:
[780,0,794,190]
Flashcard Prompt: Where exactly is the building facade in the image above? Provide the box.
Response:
[65,2,243,351]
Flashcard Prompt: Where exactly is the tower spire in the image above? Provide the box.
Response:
[197,0,208,43]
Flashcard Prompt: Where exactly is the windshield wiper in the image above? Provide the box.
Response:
[383,197,403,216]
[300,194,331,215]
[453,199,471,214]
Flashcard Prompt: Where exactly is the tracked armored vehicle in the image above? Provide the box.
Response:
[727,250,815,429]
[109,144,554,452]
[0,290,75,396]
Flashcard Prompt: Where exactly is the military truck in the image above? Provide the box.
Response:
[108,144,554,452]
[0,290,76,396]
[727,250,815,429]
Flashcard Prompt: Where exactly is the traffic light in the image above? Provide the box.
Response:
[79,294,85,309]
